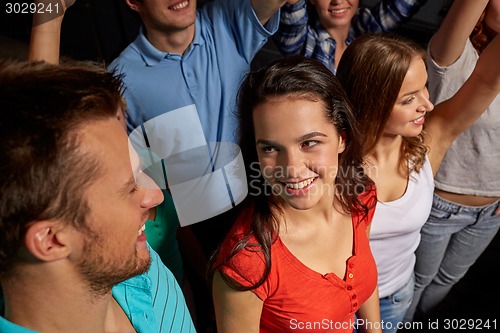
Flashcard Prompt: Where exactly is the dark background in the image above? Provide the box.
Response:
[1,0,447,63]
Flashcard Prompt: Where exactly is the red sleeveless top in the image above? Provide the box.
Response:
[216,190,378,333]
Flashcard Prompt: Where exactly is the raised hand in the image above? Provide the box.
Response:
[32,0,76,26]
[29,0,76,63]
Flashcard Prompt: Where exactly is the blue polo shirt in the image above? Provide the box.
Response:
[0,247,196,333]
[108,0,279,144]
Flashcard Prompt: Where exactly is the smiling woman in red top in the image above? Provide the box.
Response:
[210,56,381,333]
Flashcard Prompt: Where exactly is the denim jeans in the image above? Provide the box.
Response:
[379,275,414,333]
[405,194,500,320]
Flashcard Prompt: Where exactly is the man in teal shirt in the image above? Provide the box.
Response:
[0,59,196,333]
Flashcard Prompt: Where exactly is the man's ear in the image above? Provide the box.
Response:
[338,131,346,154]
[24,221,71,262]
[124,0,141,12]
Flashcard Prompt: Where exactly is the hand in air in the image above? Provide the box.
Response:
[32,0,76,26]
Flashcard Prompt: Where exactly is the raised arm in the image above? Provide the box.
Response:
[212,271,264,333]
[28,0,74,63]
[250,0,290,26]
[273,0,308,56]
[29,0,126,127]
[426,32,500,173]
[429,0,489,67]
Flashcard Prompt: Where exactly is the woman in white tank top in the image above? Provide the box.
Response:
[336,4,500,330]
[406,0,500,321]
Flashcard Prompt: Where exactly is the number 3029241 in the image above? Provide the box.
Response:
[443,318,497,330]
[6,2,60,14]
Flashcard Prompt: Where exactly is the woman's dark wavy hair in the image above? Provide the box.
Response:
[471,11,496,54]
[209,56,375,291]
[336,33,428,175]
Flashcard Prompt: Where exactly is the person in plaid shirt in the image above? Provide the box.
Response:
[274,0,428,73]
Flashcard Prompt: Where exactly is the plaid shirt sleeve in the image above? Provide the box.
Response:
[273,0,309,56]
[353,0,428,35]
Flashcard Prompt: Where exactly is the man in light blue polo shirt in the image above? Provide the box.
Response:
[111,0,287,143]
[109,0,289,226]
[108,1,291,289]
[0,60,196,333]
